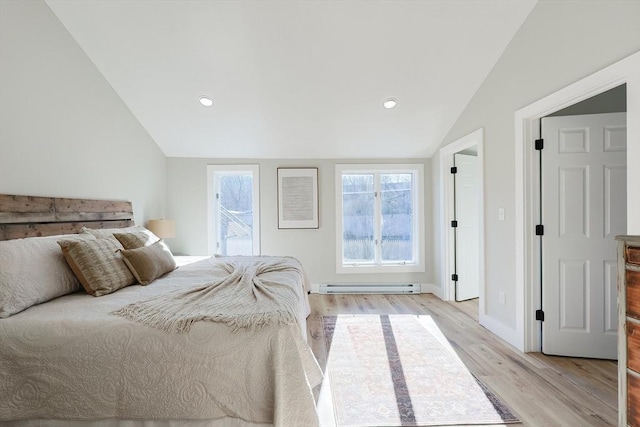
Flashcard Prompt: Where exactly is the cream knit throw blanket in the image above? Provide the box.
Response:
[113,258,303,333]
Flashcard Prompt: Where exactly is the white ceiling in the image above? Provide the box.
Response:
[45,0,537,159]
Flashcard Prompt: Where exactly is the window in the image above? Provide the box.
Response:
[207,165,260,256]
[335,164,425,273]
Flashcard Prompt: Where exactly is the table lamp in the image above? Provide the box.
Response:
[147,219,176,239]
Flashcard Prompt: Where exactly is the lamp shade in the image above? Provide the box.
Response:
[147,219,176,238]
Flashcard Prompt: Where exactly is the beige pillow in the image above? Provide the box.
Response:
[113,230,159,249]
[58,237,135,296]
[0,234,94,318]
[119,240,177,285]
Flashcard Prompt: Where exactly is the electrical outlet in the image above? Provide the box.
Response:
[498,208,505,221]
[499,291,506,305]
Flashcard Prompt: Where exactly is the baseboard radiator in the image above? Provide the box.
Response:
[318,283,420,294]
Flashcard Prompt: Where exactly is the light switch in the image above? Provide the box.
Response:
[498,208,505,221]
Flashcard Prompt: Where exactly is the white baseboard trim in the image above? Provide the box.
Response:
[419,283,442,298]
[479,313,523,352]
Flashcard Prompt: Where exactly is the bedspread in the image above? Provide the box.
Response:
[0,256,322,426]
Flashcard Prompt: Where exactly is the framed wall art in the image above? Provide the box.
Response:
[277,167,319,229]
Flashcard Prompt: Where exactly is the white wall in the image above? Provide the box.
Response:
[434,1,640,332]
[167,157,433,287]
[0,0,167,225]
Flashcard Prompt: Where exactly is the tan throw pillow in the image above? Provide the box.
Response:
[113,230,159,249]
[119,240,177,285]
[58,237,135,296]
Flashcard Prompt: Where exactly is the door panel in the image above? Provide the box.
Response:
[541,112,626,359]
[604,165,626,238]
[558,258,588,331]
[558,166,588,238]
[604,260,617,334]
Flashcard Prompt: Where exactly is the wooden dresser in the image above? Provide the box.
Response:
[617,235,640,427]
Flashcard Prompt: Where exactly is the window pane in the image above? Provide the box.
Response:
[381,173,413,261]
[342,174,375,262]
[218,173,253,255]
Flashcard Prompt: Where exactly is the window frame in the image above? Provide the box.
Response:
[207,164,260,256]
[335,163,425,274]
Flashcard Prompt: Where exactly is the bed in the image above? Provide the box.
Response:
[0,195,322,427]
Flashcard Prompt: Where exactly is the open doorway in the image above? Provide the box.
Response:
[439,129,485,322]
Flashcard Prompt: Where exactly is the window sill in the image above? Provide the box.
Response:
[337,264,425,274]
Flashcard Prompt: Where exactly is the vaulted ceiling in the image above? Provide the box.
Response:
[45,0,537,159]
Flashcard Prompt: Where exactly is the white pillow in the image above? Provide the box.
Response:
[0,234,95,318]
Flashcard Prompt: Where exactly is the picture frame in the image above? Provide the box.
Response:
[277,167,319,229]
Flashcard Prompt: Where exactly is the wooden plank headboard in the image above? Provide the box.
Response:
[0,194,134,240]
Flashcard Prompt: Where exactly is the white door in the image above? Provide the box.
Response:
[207,165,260,256]
[454,153,480,301]
[541,113,626,359]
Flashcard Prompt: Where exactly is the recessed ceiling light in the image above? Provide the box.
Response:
[383,98,397,109]
[199,96,213,107]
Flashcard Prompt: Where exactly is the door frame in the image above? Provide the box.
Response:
[514,51,640,352]
[439,128,485,315]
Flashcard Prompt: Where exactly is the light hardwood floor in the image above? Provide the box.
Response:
[307,294,618,427]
